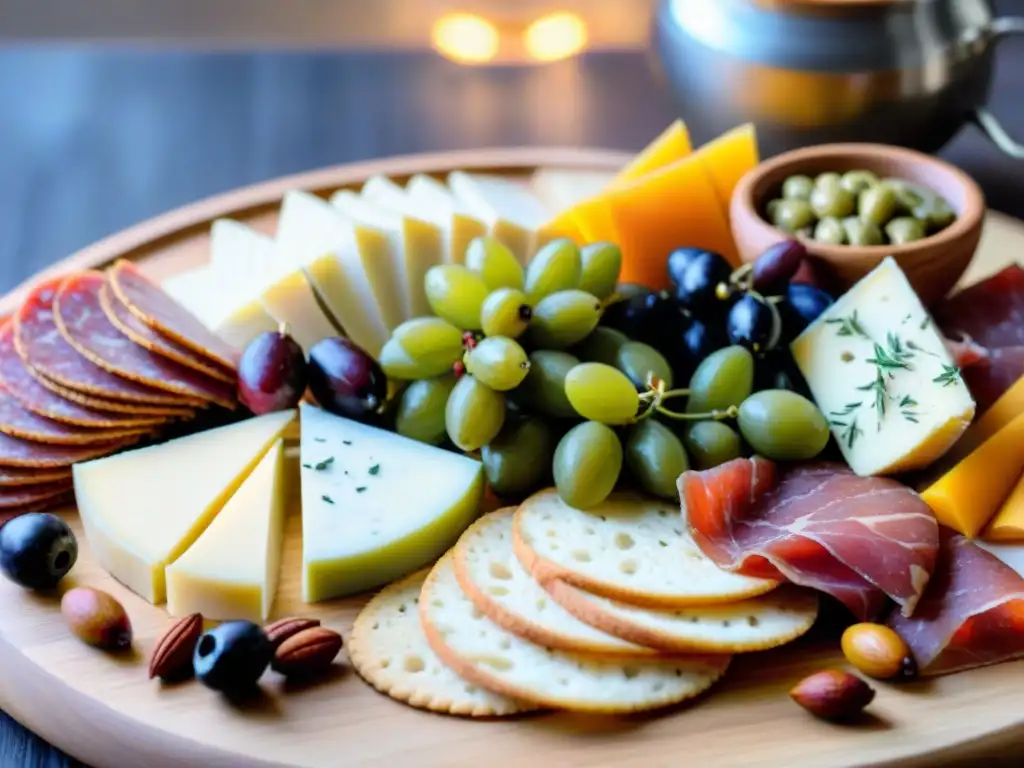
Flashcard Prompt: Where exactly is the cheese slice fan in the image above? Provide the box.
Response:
[74,409,295,604]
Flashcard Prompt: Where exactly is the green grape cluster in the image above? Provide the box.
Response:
[380,235,828,511]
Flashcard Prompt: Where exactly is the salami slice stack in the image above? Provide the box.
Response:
[0,262,240,517]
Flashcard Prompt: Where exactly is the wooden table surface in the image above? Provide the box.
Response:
[1,9,1022,765]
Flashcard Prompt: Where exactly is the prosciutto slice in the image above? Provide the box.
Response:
[889,529,1024,676]
[679,457,939,621]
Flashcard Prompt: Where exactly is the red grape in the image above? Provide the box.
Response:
[238,330,308,414]
[308,337,387,423]
[751,240,807,295]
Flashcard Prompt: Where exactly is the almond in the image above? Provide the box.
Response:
[149,613,203,680]
[264,616,321,650]
[272,626,343,677]
[790,669,875,720]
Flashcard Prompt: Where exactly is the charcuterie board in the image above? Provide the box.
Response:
[1,148,1023,768]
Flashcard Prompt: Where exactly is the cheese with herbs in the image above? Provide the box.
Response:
[299,403,484,603]
[791,257,975,477]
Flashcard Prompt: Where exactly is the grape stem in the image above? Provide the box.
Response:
[634,376,738,423]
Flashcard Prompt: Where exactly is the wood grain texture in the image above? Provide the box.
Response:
[0,154,1023,768]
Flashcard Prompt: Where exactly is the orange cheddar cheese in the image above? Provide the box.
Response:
[615,120,693,184]
[569,195,618,243]
[694,123,759,212]
[921,410,1024,538]
[607,155,739,289]
[982,471,1024,541]
[962,374,1024,456]
[536,210,585,248]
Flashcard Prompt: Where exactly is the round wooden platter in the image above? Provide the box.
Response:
[1,149,1023,768]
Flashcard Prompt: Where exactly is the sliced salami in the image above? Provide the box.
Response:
[54,273,236,409]
[0,430,138,468]
[0,466,70,487]
[99,281,234,383]
[14,276,202,407]
[0,479,72,509]
[109,259,240,371]
[0,386,150,446]
[27,368,199,417]
[0,322,171,429]
[0,491,75,523]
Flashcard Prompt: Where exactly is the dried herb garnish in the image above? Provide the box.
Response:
[933,364,963,387]
[368,464,380,476]
[826,311,869,339]
[314,456,335,471]
[321,495,334,504]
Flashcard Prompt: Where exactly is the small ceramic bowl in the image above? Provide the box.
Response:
[729,143,985,305]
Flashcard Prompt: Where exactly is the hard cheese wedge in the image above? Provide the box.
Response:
[276,190,390,356]
[74,409,295,604]
[923,411,1024,537]
[447,172,552,264]
[615,119,693,184]
[982,471,1024,541]
[529,169,616,212]
[792,257,975,478]
[404,174,488,265]
[958,374,1024,460]
[165,438,287,621]
[300,403,484,602]
[161,266,218,325]
[694,123,759,212]
[331,189,443,320]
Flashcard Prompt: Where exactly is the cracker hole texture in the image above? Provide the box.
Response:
[547,529,557,537]
[480,655,514,671]
[614,532,635,551]
[748,616,759,627]
[620,559,638,575]
[404,655,425,673]
[489,561,513,580]
[572,550,592,563]
[472,606,484,619]
[499,637,512,650]
[622,666,640,680]
[488,585,510,597]
[536,598,547,611]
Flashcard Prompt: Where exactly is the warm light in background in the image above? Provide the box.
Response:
[523,12,588,62]
[431,13,500,64]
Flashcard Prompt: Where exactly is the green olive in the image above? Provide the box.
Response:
[481,417,554,498]
[737,389,829,461]
[765,198,783,222]
[882,178,926,215]
[842,216,884,246]
[771,199,815,234]
[682,421,743,470]
[913,197,956,232]
[885,216,927,245]
[781,175,814,201]
[624,420,689,500]
[858,184,898,227]
[815,172,843,192]
[553,421,623,509]
[810,185,856,219]
[813,216,846,245]
[839,170,879,195]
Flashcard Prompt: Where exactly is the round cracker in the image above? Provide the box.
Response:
[453,508,653,655]
[513,489,779,608]
[544,580,819,654]
[349,569,535,718]
[420,553,731,714]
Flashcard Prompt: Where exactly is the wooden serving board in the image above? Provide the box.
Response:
[1,149,1023,768]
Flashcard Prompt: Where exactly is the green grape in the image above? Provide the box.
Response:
[579,243,622,300]
[524,239,582,302]
[518,350,579,418]
[682,421,742,470]
[624,420,689,499]
[528,289,602,349]
[380,337,455,379]
[396,377,456,445]
[738,390,829,461]
[686,346,755,414]
[445,374,505,452]
[572,326,629,365]
[564,363,639,425]
[425,265,488,331]
[465,236,524,291]
[615,341,673,391]
[464,337,530,391]
[392,317,464,363]
[480,288,532,339]
[553,421,623,509]
[481,417,554,498]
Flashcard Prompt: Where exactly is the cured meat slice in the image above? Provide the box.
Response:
[0,479,72,509]
[27,368,198,417]
[99,282,234,383]
[14,277,201,407]
[0,465,69,487]
[889,529,1024,676]
[54,273,236,410]
[0,430,138,468]
[0,491,74,523]
[0,322,170,429]
[679,457,939,621]
[109,259,240,371]
[0,386,149,445]
[934,265,1024,413]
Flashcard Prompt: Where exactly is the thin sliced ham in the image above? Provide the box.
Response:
[679,457,939,621]
[889,529,1024,676]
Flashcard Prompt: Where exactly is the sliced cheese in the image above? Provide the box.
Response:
[331,189,443,320]
[922,411,1024,538]
[404,174,488,265]
[74,410,296,604]
[792,257,975,478]
[615,119,693,184]
[693,123,759,212]
[165,438,287,621]
[299,403,484,602]
[570,194,619,244]
[529,169,615,212]
[982,471,1024,541]
[206,220,281,348]
[276,190,390,356]
[447,172,552,264]
[161,266,217,322]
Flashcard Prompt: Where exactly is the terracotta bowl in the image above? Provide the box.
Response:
[729,143,985,306]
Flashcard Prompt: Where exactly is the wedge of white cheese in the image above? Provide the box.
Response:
[791,257,975,477]
[529,168,615,211]
[403,174,488,265]
[331,189,443,320]
[299,403,484,603]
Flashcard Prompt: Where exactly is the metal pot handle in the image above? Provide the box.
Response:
[973,16,1024,158]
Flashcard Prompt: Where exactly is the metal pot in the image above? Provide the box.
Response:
[652,0,1024,158]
